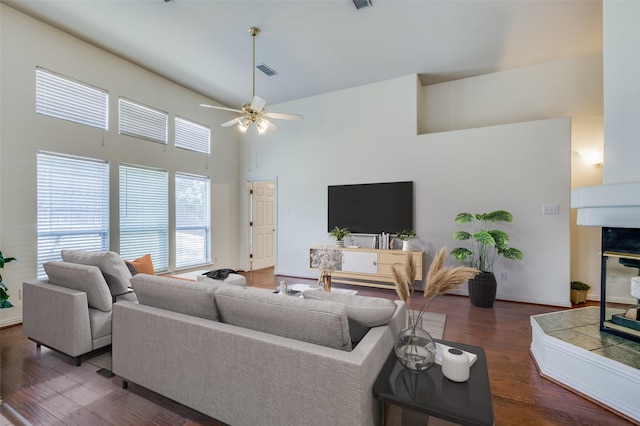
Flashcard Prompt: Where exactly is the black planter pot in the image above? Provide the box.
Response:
[468,272,497,308]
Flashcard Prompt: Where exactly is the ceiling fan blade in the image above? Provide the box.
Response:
[266,119,279,131]
[200,103,243,114]
[221,117,241,127]
[264,112,304,121]
[251,95,267,112]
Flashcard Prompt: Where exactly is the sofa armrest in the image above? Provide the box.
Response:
[23,280,93,357]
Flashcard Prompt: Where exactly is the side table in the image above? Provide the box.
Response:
[372,339,494,426]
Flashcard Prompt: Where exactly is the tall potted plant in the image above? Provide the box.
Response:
[450,210,523,308]
[0,251,17,309]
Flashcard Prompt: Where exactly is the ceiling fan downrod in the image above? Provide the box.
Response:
[249,27,260,100]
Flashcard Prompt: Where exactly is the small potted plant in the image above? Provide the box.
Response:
[450,210,523,308]
[396,229,417,251]
[570,281,590,304]
[329,226,351,247]
[0,251,17,309]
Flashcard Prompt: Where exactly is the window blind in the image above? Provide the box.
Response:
[119,164,169,272]
[175,173,211,269]
[35,67,108,130]
[119,98,168,144]
[37,152,110,278]
[175,116,211,154]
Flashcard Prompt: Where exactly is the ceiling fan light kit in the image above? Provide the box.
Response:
[199,26,303,135]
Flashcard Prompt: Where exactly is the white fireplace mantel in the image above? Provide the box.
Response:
[572,182,640,228]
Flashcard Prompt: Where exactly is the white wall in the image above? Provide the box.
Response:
[0,5,243,326]
[242,75,572,306]
[423,53,604,299]
[602,1,640,185]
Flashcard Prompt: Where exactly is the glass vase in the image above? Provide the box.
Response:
[395,319,436,373]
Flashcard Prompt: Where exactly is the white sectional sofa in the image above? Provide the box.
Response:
[112,273,406,426]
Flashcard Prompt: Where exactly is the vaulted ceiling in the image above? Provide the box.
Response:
[4,0,602,109]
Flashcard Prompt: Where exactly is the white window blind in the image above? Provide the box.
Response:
[119,164,168,272]
[175,116,211,154]
[35,67,108,130]
[118,98,168,144]
[37,152,109,278]
[175,173,211,269]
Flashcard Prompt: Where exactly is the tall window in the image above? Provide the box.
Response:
[175,173,211,269]
[37,152,109,278]
[35,67,108,130]
[118,97,168,144]
[119,164,169,272]
[175,116,211,154]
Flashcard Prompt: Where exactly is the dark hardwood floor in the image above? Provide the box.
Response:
[1,268,635,425]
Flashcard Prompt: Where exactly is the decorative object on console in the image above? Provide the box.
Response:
[570,280,591,304]
[393,247,478,372]
[310,246,343,291]
[450,210,523,308]
[0,251,17,308]
[396,229,417,251]
[329,226,351,248]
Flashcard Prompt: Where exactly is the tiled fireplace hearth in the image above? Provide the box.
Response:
[530,307,640,422]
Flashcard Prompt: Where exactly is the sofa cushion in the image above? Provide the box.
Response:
[61,250,132,296]
[44,261,112,312]
[131,274,220,321]
[126,253,155,275]
[214,286,352,351]
[303,291,397,344]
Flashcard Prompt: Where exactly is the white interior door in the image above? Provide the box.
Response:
[250,181,275,270]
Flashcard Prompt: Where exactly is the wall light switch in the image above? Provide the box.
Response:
[543,205,560,215]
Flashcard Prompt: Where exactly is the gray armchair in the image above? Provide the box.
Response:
[23,260,134,366]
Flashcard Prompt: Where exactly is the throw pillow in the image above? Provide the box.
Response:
[44,261,112,312]
[303,290,397,344]
[61,250,132,296]
[124,261,138,276]
[127,253,154,275]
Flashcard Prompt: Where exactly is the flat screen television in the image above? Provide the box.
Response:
[328,181,414,234]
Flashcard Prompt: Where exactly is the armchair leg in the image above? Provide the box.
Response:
[36,342,41,349]
[75,356,82,367]
[122,380,129,390]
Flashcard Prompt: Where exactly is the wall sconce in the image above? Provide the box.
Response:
[580,150,604,168]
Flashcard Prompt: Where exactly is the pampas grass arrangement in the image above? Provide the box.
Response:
[393,247,479,328]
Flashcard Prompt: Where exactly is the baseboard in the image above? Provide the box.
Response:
[0,317,23,329]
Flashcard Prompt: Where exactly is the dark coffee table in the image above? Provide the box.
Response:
[373,339,494,426]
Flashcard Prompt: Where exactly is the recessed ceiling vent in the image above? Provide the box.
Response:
[257,63,278,76]
[353,0,372,10]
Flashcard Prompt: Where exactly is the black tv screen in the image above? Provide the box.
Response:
[328,181,414,234]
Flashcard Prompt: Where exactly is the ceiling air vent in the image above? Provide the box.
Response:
[353,0,372,10]
[257,63,278,76]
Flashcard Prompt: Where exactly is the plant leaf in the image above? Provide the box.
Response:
[450,247,471,262]
[484,210,513,222]
[454,213,473,224]
[473,230,496,246]
[499,247,524,260]
[452,231,471,241]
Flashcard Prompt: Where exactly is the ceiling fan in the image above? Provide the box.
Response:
[200,27,303,135]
